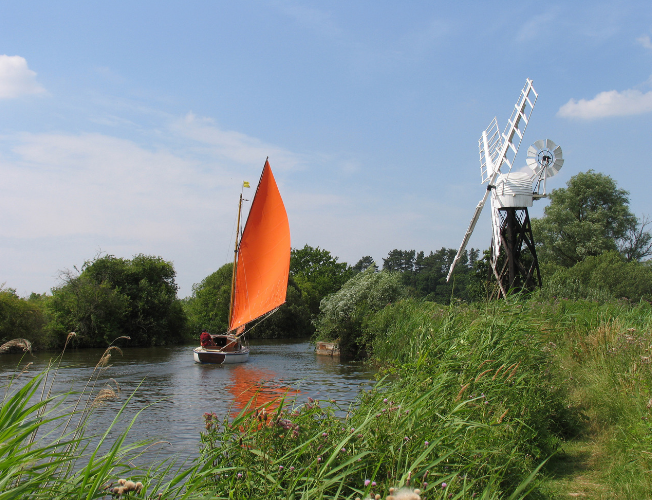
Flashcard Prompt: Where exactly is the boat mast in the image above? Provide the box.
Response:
[228,193,244,328]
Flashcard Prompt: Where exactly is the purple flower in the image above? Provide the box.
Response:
[372,481,376,486]
[364,479,371,487]
[404,437,409,441]
[290,466,295,471]
[341,447,346,452]
[279,465,284,470]
[383,398,388,403]
[424,441,429,446]
[442,482,447,488]
[317,457,322,462]
[322,432,328,437]
[237,473,242,478]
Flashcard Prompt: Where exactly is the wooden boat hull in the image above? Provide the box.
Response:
[193,346,250,364]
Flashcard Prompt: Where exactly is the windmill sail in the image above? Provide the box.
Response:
[446,79,537,283]
[229,160,291,332]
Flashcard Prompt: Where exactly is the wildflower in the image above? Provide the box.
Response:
[383,398,388,403]
[308,397,314,403]
[237,473,242,478]
[322,432,328,437]
[424,441,429,446]
[317,457,322,462]
[442,482,447,488]
[290,466,295,471]
[404,436,409,441]
[279,465,284,470]
[372,481,376,486]
[341,447,346,452]
[365,479,371,486]
[351,427,355,432]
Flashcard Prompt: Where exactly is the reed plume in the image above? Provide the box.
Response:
[0,338,32,354]
[454,383,470,402]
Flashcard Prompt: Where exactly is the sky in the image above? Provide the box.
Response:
[1,1,652,298]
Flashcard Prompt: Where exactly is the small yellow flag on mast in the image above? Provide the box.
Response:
[243,181,250,188]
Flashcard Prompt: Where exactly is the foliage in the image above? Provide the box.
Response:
[314,268,406,357]
[184,263,234,335]
[382,248,480,303]
[250,278,313,338]
[352,256,376,273]
[47,254,187,348]
[532,170,644,267]
[290,245,355,318]
[0,288,49,349]
[537,251,652,302]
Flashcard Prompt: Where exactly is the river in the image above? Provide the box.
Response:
[0,339,375,462]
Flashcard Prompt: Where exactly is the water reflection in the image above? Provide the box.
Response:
[226,364,300,417]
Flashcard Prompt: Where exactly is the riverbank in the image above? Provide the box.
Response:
[1,297,651,498]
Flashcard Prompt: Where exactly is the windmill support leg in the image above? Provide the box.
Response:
[494,207,542,296]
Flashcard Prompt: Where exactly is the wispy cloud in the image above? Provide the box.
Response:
[516,10,559,42]
[558,86,652,119]
[0,55,46,99]
[170,112,306,170]
[637,34,652,50]
[274,1,341,39]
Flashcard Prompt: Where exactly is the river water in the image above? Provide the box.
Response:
[0,339,375,461]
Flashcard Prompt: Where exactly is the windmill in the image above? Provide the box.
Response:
[446,79,564,298]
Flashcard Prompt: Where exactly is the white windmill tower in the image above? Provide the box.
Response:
[446,79,564,298]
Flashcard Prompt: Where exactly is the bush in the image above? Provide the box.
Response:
[314,268,406,357]
[538,251,652,302]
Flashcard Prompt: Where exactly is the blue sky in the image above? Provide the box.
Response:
[1,1,652,297]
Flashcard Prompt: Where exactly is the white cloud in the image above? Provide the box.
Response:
[557,88,652,119]
[637,34,652,50]
[0,55,45,99]
[170,112,306,170]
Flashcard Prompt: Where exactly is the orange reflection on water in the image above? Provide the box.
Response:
[227,364,300,417]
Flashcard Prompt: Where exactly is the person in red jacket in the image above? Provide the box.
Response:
[200,330,215,348]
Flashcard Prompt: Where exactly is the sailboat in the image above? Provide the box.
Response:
[193,159,291,364]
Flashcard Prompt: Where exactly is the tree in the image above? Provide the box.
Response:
[532,170,641,267]
[381,248,479,303]
[184,263,234,335]
[48,254,187,347]
[0,287,48,349]
[618,215,652,262]
[290,245,354,317]
[352,256,376,273]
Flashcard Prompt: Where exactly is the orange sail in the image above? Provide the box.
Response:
[229,160,290,332]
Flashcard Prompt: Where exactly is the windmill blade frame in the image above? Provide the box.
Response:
[446,79,537,283]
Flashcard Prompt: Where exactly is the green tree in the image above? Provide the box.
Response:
[290,245,354,317]
[249,278,313,339]
[0,287,48,349]
[352,256,376,273]
[48,254,187,347]
[539,251,652,302]
[382,248,479,303]
[184,263,233,335]
[532,170,640,267]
